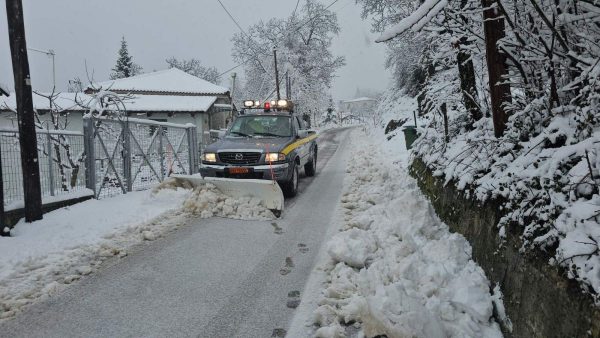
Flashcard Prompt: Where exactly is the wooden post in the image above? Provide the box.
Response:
[273,48,281,101]
[0,140,5,235]
[6,0,43,222]
[482,0,512,137]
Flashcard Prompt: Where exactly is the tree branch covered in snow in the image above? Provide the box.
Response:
[165,57,220,84]
[230,0,345,120]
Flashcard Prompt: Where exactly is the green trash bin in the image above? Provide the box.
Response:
[402,126,419,150]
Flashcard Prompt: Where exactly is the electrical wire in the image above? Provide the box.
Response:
[216,0,344,79]
[215,0,269,74]
[216,0,248,35]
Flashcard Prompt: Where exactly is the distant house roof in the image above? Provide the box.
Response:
[342,97,377,103]
[121,95,217,112]
[0,82,10,97]
[0,92,218,113]
[0,92,88,111]
[88,68,229,96]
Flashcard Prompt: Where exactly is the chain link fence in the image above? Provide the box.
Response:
[1,128,87,210]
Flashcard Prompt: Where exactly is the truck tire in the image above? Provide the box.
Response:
[282,163,299,198]
[304,147,317,177]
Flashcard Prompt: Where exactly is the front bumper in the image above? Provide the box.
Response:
[200,162,291,181]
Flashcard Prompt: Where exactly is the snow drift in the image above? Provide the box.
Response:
[0,180,274,321]
[314,129,503,337]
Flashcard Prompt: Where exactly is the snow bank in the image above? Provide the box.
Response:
[314,129,503,337]
[0,180,274,320]
[0,188,190,320]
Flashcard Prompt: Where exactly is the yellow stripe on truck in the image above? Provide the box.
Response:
[281,134,318,155]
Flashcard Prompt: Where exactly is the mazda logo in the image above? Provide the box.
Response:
[235,153,244,160]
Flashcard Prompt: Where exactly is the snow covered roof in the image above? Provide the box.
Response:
[0,92,88,111]
[342,97,378,103]
[0,91,218,113]
[0,82,10,97]
[90,68,229,96]
[121,95,217,112]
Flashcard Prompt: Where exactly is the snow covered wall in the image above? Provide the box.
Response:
[410,159,600,337]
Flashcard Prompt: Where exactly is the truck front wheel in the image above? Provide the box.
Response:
[282,163,298,198]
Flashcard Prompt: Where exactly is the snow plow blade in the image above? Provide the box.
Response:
[171,174,285,215]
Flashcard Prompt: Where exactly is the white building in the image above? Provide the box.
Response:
[0,68,233,147]
[338,97,377,123]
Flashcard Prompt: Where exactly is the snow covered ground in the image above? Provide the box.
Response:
[0,180,274,320]
[290,114,505,337]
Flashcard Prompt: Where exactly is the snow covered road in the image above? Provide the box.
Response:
[0,127,354,338]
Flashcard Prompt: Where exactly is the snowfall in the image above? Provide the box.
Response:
[0,180,273,320]
[291,106,507,337]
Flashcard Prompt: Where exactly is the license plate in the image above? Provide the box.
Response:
[228,167,249,174]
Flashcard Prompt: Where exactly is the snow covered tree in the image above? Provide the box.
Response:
[110,37,142,80]
[231,0,344,122]
[361,0,600,302]
[165,57,220,84]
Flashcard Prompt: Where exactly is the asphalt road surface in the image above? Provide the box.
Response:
[0,126,354,338]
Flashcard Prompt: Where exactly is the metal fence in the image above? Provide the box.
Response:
[84,116,198,199]
[1,128,87,210]
[1,117,199,210]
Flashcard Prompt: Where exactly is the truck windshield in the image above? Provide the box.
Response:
[228,115,292,138]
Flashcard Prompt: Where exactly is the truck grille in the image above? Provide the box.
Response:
[218,152,261,165]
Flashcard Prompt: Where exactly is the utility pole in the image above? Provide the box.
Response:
[273,48,281,100]
[6,0,43,222]
[0,131,4,235]
[230,72,236,124]
[285,71,290,100]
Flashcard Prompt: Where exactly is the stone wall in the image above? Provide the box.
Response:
[410,158,600,338]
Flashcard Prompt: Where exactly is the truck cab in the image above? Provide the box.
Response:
[200,99,318,197]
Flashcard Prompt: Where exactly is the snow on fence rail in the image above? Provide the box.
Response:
[1,128,87,210]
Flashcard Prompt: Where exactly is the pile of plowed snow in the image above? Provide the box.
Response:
[157,178,275,220]
[313,131,504,338]
[1,179,273,321]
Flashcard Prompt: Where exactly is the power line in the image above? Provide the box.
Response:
[216,0,247,35]
[216,0,343,79]
[218,60,247,77]
[215,0,269,74]
[291,0,301,18]
[289,0,341,34]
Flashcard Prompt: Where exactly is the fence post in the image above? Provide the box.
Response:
[187,126,198,174]
[46,131,55,196]
[122,120,132,192]
[83,117,97,198]
[0,139,5,235]
[159,126,165,181]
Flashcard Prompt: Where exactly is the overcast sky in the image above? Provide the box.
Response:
[0,0,389,101]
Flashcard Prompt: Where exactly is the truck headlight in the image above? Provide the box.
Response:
[202,152,217,163]
[265,153,285,162]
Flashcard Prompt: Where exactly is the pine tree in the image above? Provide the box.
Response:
[110,36,142,80]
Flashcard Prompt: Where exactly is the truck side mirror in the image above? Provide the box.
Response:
[297,130,309,139]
